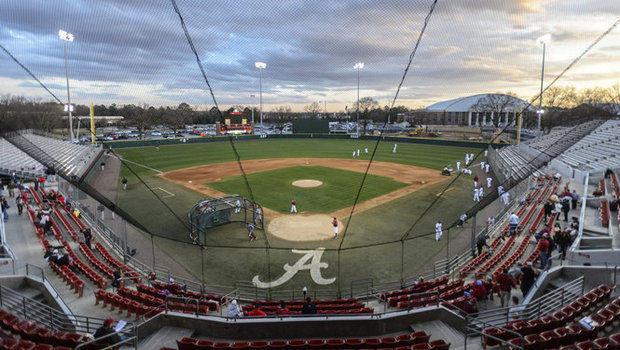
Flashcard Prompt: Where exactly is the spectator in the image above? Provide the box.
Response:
[15,195,24,215]
[148,272,157,286]
[226,299,243,318]
[276,300,291,315]
[43,246,55,261]
[472,280,487,310]
[571,190,579,209]
[39,214,51,235]
[476,234,489,257]
[1,196,9,222]
[112,267,123,288]
[508,261,523,284]
[461,292,478,315]
[82,228,93,250]
[535,224,551,241]
[301,298,317,314]
[121,177,128,190]
[248,303,266,317]
[496,269,515,307]
[543,200,554,222]
[457,213,467,227]
[508,212,519,236]
[553,201,563,216]
[539,233,551,269]
[604,168,613,179]
[561,199,570,222]
[556,229,571,260]
[520,262,539,297]
[93,318,121,347]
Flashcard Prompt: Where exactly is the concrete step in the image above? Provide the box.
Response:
[136,326,194,350]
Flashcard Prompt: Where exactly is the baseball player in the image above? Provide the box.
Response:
[456,161,461,171]
[486,177,492,188]
[235,199,241,214]
[255,207,262,224]
[501,191,510,205]
[352,150,356,158]
[332,217,339,239]
[121,177,127,190]
[364,148,368,153]
[485,164,490,173]
[473,187,480,202]
[469,153,474,161]
[357,149,360,157]
[290,198,297,213]
[473,176,478,188]
[465,154,470,165]
[392,144,397,153]
[478,186,484,198]
[247,223,256,241]
[435,220,443,241]
[480,161,485,170]
[497,185,504,195]
[484,149,488,157]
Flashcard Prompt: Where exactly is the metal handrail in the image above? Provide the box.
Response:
[75,324,137,350]
[465,320,524,350]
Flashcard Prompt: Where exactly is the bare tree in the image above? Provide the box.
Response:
[304,101,322,115]
[270,105,292,132]
[472,92,522,128]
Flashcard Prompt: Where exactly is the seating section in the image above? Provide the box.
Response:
[242,298,372,315]
[0,308,88,349]
[48,260,84,297]
[483,285,616,349]
[599,200,610,228]
[139,284,220,312]
[94,242,142,283]
[0,137,43,179]
[173,330,450,350]
[95,289,161,319]
[19,132,102,179]
[555,120,620,170]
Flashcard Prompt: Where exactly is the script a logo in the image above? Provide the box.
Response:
[252,248,335,289]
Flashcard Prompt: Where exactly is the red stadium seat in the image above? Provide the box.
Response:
[268,340,287,349]
[325,338,344,349]
[196,340,214,349]
[250,341,268,349]
[177,337,198,350]
[429,339,450,350]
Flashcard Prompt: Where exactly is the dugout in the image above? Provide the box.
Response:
[188,195,263,244]
[292,119,329,133]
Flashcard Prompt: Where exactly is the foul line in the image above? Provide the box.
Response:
[119,158,163,174]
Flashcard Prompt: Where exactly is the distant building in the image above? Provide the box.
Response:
[411,93,534,127]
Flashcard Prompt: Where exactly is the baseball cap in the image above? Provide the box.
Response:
[103,318,115,327]
[477,280,483,286]
[526,261,533,266]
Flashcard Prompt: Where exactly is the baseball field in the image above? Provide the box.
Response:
[111,137,484,292]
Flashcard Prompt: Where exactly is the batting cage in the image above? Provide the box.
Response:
[188,195,263,244]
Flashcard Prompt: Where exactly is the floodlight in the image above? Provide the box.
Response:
[58,30,74,42]
[353,62,364,69]
[536,33,551,45]
[255,62,266,69]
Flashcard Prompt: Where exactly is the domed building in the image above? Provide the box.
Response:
[419,93,534,127]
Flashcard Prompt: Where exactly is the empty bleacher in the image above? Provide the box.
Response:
[555,119,620,171]
[0,137,43,179]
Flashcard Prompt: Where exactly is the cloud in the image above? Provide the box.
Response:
[0,0,618,111]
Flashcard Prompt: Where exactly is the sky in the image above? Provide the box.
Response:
[0,0,618,112]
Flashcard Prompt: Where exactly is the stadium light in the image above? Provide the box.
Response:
[59,29,75,141]
[255,62,266,135]
[536,33,550,133]
[354,62,364,135]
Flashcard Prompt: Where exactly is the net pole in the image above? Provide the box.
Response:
[400,240,405,288]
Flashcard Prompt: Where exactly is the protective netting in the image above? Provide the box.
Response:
[1,0,618,294]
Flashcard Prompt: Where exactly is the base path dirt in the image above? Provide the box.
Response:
[159,158,445,241]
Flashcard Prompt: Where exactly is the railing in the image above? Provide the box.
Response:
[465,319,524,350]
[0,284,134,338]
[75,324,137,350]
[465,276,584,329]
[570,171,589,251]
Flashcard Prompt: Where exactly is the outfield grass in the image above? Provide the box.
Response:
[206,166,408,213]
[116,139,481,180]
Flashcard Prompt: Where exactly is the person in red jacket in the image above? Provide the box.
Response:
[472,280,487,310]
[248,303,266,317]
[496,269,516,307]
[276,300,291,315]
[539,233,551,269]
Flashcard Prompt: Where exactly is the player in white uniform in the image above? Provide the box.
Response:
[484,149,488,157]
[364,148,368,153]
[357,149,360,157]
[497,185,504,195]
[480,161,485,170]
[435,221,443,241]
[486,177,492,188]
[478,186,484,198]
[332,217,339,239]
[255,207,262,224]
[465,154,470,165]
[501,191,510,204]
[234,199,241,214]
[291,198,297,213]
[392,144,397,153]
[473,188,480,202]
[485,164,490,173]
[352,150,356,158]
[456,161,461,171]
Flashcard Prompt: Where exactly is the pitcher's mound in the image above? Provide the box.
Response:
[292,179,323,188]
[268,214,340,241]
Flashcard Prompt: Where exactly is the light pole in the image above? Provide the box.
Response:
[354,62,364,135]
[250,94,256,123]
[59,29,75,141]
[255,62,266,135]
[536,33,550,133]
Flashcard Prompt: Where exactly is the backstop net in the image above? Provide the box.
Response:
[188,195,263,244]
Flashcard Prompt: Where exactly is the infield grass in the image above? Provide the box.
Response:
[206,165,408,213]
